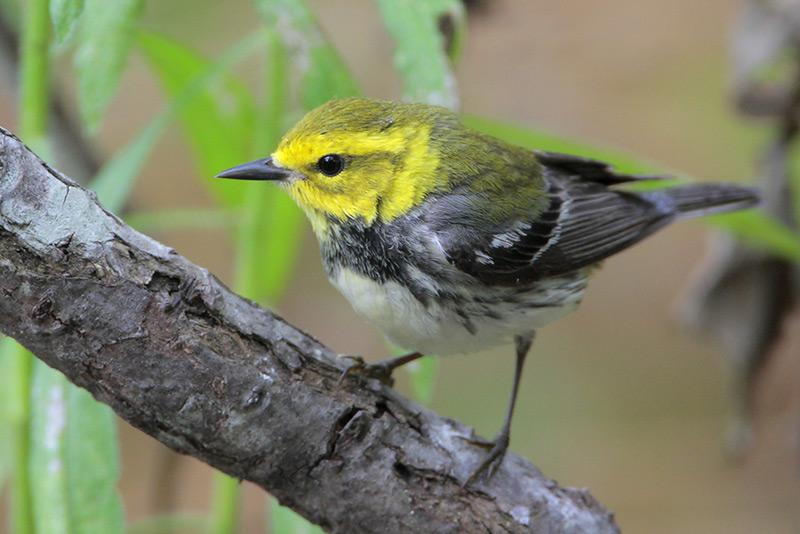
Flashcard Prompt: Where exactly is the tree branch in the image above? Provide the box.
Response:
[0,126,619,534]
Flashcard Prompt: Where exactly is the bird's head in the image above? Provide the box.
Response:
[217,97,454,234]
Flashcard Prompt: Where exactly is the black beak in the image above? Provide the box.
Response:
[215,157,292,181]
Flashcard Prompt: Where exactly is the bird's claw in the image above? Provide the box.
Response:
[336,354,395,387]
[459,433,510,487]
[456,433,494,450]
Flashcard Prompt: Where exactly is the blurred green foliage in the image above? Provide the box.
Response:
[0,1,796,534]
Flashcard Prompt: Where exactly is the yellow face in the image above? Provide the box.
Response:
[269,99,448,235]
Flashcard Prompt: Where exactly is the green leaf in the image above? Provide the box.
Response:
[464,114,672,177]
[234,182,305,303]
[137,28,306,302]
[28,361,124,534]
[1,339,35,534]
[301,45,361,109]
[138,30,258,207]
[241,5,361,529]
[0,338,29,434]
[250,193,305,301]
[50,0,84,43]
[0,364,9,488]
[406,356,437,404]
[19,0,52,159]
[65,387,123,534]
[376,0,463,109]
[708,210,800,262]
[90,31,264,213]
[126,513,208,534]
[269,499,325,534]
[74,0,143,134]
[0,338,24,491]
[251,0,360,107]
[786,137,800,230]
[227,30,306,304]
[90,111,168,213]
[29,361,70,534]
[123,208,240,233]
[211,473,241,534]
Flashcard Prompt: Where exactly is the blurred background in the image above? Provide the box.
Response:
[1,0,799,533]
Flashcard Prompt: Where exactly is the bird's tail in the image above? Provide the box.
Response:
[651,183,760,219]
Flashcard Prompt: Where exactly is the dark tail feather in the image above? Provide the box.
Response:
[651,184,760,219]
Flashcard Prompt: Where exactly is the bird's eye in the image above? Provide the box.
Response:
[317,154,345,177]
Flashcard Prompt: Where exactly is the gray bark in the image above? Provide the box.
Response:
[0,126,619,534]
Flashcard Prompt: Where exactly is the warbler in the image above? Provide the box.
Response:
[217,97,759,483]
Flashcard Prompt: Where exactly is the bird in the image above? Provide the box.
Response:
[216,97,760,484]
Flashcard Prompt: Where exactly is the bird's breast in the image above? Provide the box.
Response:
[319,217,589,356]
[326,264,588,356]
[329,267,443,351]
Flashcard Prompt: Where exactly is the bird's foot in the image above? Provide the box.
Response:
[336,355,395,387]
[336,352,424,388]
[460,431,510,487]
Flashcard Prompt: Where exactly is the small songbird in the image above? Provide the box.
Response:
[217,97,759,483]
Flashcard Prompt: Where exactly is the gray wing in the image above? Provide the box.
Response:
[433,152,675,285]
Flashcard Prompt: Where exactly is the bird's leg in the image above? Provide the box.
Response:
[464,331,534,486]
[337,351,424,387]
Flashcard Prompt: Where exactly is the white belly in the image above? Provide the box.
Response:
[329,267,586,356]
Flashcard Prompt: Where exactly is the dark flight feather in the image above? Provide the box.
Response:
[438,152,759,285]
